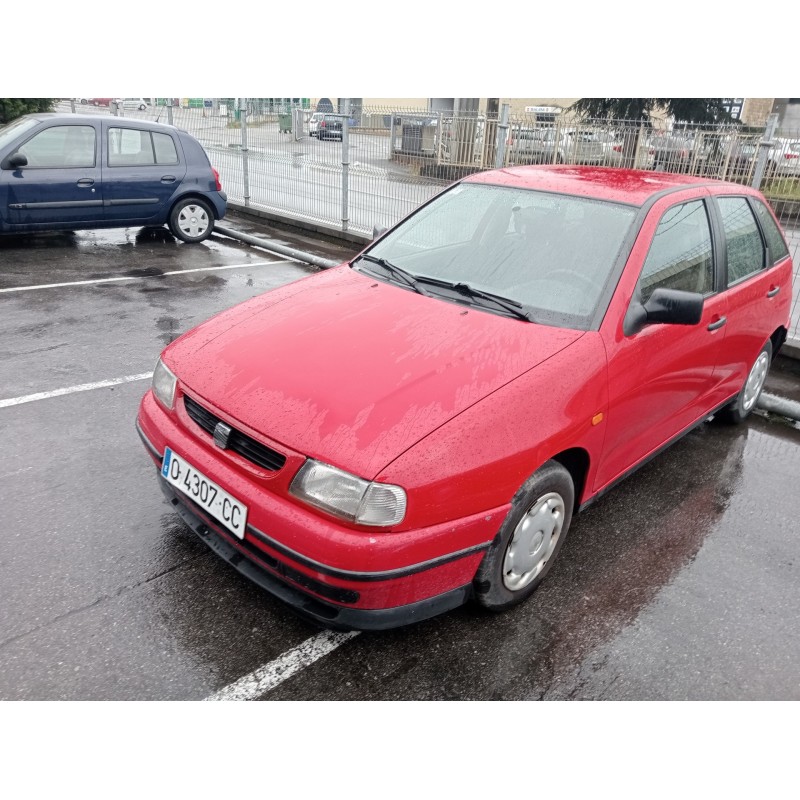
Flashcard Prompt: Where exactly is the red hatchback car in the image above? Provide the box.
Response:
[136,166,793,630]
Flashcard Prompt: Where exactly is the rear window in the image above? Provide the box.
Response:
[752,198,790,263]
[108,127,178,166]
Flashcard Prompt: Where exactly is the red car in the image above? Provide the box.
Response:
[136,166,793,630]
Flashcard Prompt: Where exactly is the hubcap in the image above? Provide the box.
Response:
[178,205,209,238]
[742,352,769,412]
[503,492,565,591]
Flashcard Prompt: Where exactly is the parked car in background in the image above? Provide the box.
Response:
[89,98,113,107]
[507,128,606,166]
[137,165,791,630]
[317,114,343,141]
[650,132,712,173]
[767,137,800,177]
[309,112,325,137]
[596,130,655,169]
[0,113,226,242]
[113,98,150,111]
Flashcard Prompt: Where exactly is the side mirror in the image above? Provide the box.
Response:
[372,225,388,241]
[624,287,704,335]
[8,152,28,168]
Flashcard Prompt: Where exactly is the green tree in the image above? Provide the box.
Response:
[0,98,56,125]
[570,98,735,168]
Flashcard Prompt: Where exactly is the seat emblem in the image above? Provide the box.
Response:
[213,422,232,449]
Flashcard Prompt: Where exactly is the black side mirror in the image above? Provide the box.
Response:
[624,287,704,335]
[8,153,27,168]
[372,225,388,240]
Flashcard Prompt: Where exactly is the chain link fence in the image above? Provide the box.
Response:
[56,99,800,346]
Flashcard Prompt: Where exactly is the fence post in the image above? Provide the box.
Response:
[752,113,779,190]
[70,99,76,114]
[240,98,250,207]
[495,104,510,168]
[341,114,350,232]
[167,102,174,126]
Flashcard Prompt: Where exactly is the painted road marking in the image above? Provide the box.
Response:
[205,630,361,701]
[0,260,293,294]
[0,373,152,409]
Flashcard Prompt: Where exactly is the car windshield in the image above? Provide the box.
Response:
[356,183,637,329]
[0,116,40,150]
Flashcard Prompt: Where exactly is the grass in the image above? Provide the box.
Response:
[762,177,800,201]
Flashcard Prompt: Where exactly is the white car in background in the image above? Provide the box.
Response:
[113,98,150,111]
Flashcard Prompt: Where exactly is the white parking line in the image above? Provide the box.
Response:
[0,261,292,294]
[0,373,152,408]
[205,630,361,701]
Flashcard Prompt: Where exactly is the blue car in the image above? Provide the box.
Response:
[0,113,227,243]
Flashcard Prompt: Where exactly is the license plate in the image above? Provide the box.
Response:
[162,447,248,539]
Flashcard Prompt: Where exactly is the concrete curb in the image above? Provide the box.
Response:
[213,224,341,270]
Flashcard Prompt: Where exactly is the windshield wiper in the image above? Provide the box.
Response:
[413,276,534,322]
[355,254,424,294]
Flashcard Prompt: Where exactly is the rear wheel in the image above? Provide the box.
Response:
[718,340,772,424]
[168,198,214,243]
[474,460,574,612]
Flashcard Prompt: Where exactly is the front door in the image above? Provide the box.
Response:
[3,123,103,228]
[595,197,728,491]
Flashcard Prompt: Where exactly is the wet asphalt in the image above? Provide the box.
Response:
[0,215,798,700]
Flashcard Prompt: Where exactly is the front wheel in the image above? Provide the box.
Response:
[474,460,574,612]
[718,340,772,424]
[168,198,214,243]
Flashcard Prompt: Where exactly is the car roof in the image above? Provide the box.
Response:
[465,165,745,206]
[19,113,178,132]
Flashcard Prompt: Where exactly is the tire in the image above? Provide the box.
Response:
[168,198,214,243]
[138,104,146,111]
[80,98,87,105]
[474,460,574,612]
[718,340,772,424]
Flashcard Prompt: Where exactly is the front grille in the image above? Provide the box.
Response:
[184,394,287,472]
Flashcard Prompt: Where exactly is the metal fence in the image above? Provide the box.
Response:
[56,99,800,345]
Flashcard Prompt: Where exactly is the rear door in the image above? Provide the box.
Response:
[102,122,186,224]
[707,193,793,398]
[2,122,103,228]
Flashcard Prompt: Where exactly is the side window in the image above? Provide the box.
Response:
[639,200,714,302]
[18,125,96,168]
[752,199,789,264]
[108,128,156,166]
[152,132,178,165]
[718,197,765,285]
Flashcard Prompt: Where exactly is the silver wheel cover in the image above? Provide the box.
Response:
[742,351,769,412]
[503,491,565,591]
[177,204,210,239]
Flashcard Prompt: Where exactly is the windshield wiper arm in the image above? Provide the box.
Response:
[355,254,423,294]
[414,276,534,321]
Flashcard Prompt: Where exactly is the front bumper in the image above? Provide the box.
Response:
[137,392,503,630]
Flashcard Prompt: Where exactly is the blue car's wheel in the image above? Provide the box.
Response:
[169,198,213,243]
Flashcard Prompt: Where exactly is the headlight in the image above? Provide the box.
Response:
[152,357,177,410]
[289,460,406,527]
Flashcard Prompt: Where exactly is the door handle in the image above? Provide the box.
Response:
[767,286,780,298]
[77,178,95,187]
[160,175,177,184]
[707,316,727,331]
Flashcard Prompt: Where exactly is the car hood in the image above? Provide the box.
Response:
[167,266,583,478]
